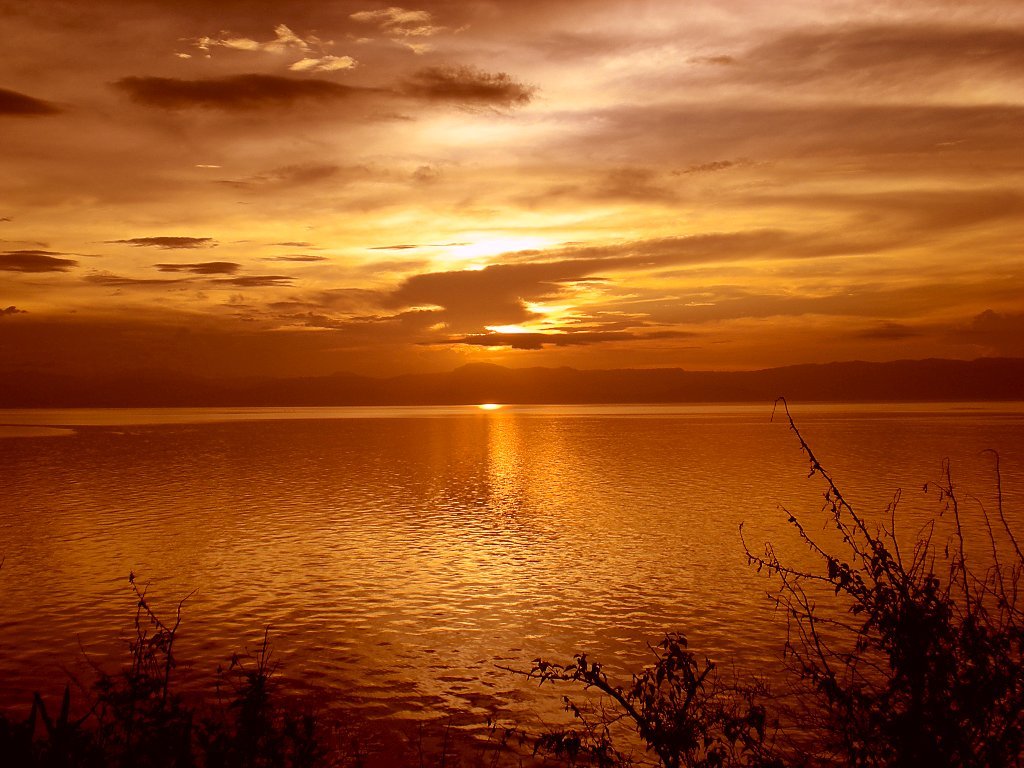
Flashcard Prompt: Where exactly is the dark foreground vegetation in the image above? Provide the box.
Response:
[2,401,1022,766]
[0,573,323,768]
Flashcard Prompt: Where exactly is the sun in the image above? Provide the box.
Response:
[477,403,503,411]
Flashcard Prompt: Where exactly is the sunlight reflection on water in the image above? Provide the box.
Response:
[1,404,1023,748]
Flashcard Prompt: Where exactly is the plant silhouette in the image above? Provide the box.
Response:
[524,400,1023,767]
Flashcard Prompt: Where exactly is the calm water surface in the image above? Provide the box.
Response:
[2,403,1023,753]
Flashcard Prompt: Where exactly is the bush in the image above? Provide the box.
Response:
[528,634,781,768]
[527,400,1024,767]
[0,574,325,768]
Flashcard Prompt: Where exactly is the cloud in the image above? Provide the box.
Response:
[85,271,291,288]
[155,261,240,274]
[628,276,1024,327]
[1,306,27,317]
[737,24,1024,91]
[193,24,313,55]
[383,259,614,332]
[110,236,215,249]
[218,163,368,189]
[350,7,445,39]
[689,55,736,66]
[676,160,745,174]
[881,188,1024,234]
[945,309,1024,356]
[403,66,535,107]
[368,242,468,250]
[743,188,1024,240]
[521,229,892,267]
[853,322,922,340]
[373,228,904,334]
[526,167,676,205]
[85,273,190,286]
[443,329,696,350]
[0,250,77,272]
[267,287,382,315]
[0,87,60,116]
[412,164,441,183]
[189,24,357,72]
[262,254,327,262]
[959,309,1024,339]
[289,55,357,72]
[569,104,1024,167]
[114,74,375,111]
[215,275,294,287]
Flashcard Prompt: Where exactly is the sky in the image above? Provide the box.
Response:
[2,0,1023,379]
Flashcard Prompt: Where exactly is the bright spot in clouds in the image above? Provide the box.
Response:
[447,236,551,262]
[486,324,532,334]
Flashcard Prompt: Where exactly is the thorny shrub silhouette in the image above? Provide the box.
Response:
[527,634,781,768]
[525,400,1024,767]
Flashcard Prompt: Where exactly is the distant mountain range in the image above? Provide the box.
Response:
[2,358,1023,408]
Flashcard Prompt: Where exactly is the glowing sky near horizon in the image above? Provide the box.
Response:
[2,0,1023,378]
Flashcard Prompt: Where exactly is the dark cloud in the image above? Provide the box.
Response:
[443,329,696,350]
[959,309,1024,339]
[262,254,327,262]
[739,188,1024,240]
[85,273,190,286]
[110,236,215,249]
[1,306,28,317]
[267,288,382,314]
[676,160,744,174]
[0,250,77,272]
[573,104,1024,166]
[521,228,897,267]
[0,87,60,116]
[412,165,441,184]
[942,309,1024,356]
[525,167,676,205]
[218,163,371,189]
[376,228,906,333]
[402,66,535,107]
[272,241,315,248]
[881,188,1024,234]
[368,242,469,250]
[689,55,737,66]
[155,261,240,274]
[215,275,294,287]
[385,260,597,331]
[114,74,378,111]
[738,25,1024,89]
[853,322,922,340]
[627,277,1024,327]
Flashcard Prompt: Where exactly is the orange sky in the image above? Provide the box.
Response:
[2,0,1023,378]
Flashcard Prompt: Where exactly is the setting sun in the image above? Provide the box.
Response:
[477,403,503,411]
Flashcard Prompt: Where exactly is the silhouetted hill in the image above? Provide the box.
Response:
[1,358,1022,407]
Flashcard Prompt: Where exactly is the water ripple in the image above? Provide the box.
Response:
[1,406,1023,740]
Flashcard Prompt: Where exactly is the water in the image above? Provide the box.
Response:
[1,403,1023,757]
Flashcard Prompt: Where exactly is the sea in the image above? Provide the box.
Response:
[2,403,1023,760]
